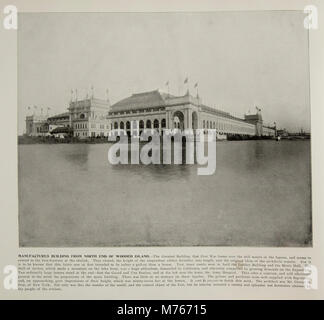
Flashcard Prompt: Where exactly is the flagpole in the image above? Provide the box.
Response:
[165,81,170,97]
[106,88,109,102]
[184,77,189,95]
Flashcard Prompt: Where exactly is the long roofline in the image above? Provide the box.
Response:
[109,88,262,124]
[47,111,70,119]
[110,89,167,111]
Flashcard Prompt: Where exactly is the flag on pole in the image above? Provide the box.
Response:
[184,77,188,84]
[165,81,170,97]
[194,82,199,98]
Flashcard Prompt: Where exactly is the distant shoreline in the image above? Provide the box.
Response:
[18,135,110,145]
[18,135,310,145]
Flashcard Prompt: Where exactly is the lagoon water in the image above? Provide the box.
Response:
[18,140,311,247]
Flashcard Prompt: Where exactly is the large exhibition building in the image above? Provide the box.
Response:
[25,89,276,139]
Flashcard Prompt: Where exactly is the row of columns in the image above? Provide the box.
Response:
[202,119,255,135]
[112,119,167,131]
[110,107,199,131]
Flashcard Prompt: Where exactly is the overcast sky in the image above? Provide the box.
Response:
[18,11,310,134]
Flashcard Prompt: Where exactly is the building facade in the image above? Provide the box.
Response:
[47,112,70,129]
[46,112,71,137]
[107,90,275,138]
[25,89,275,139]
[68,97,110,138]
[25,114,48,136]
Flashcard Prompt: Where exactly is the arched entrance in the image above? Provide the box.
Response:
[153,119,159,129]
[126,121,131,137]
[173,111,185,130]
[139,120,144,134]
[126,121,131,130]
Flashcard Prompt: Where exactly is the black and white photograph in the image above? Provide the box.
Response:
[18,11,311,248]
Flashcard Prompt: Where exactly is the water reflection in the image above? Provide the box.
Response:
[254,141,265,159]
[18,141,312,247]
[110,163,193,182]
[108,142,196,181]
[60,144,90,170]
